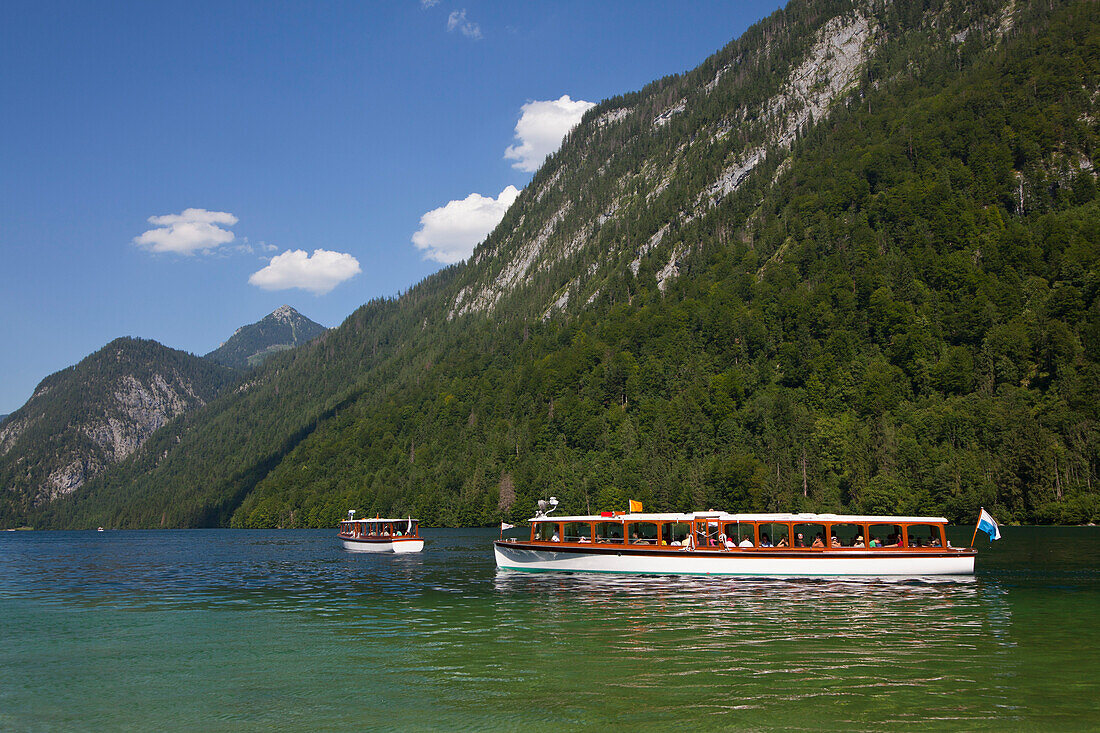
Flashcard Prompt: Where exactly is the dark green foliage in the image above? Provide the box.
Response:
[24,0,1100,529]
[205,305,326,370]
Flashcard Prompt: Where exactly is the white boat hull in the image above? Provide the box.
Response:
[494,543,974,577]
[341,537,424,553]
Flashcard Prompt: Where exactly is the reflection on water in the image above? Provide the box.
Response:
[1,527,1097,730]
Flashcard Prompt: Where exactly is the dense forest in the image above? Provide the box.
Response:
[22,0,1100,530]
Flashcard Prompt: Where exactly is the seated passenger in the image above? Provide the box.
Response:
[738,536,754,548]
[869,537,881,547]
[811,533,824,548]
[720,533,735,549]
[830,534,841,548]
[551,530,560,542]
[853,535,865,548]
[760,533,773,547]
[578,535,590,543]
[931,537,942,547]
[794,533,806,547]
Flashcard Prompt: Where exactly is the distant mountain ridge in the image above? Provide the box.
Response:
[21,0,1100,530]
[205,305,326,369]
[0,338,236,519]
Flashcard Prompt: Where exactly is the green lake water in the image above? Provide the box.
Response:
[2,526,1097,731]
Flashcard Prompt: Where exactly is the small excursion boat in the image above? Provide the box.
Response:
[495,500,976,576]
[338,511,424,554]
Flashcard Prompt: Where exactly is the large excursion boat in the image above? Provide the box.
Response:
[494,503,976,576]
[338,512,424,553]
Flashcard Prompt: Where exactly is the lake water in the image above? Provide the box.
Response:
[2,526,1097,731]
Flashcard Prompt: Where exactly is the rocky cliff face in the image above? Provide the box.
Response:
[448,7,879,321]
[0,338,236,510]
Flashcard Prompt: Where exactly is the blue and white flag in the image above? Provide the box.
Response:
[977,508,1001,541]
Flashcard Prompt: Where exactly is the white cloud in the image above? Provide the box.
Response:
[420,0,439,6]
[504,95,596,172]
[248,249,361,295]
[447,9,482,39]
[412,186,520,264]
[133,208,238,255]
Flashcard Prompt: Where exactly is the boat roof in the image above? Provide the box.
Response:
[343,518,418,523]
[528,512,950,524]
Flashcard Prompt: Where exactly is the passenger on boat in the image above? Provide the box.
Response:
[830,534,841,548]
[760,533,773,547]
[551,530,560,542]
[853,535,866,547]
[720,533,734,549]
[812,533,825,548]
[738,536,754,548]
[794,533,805,547]
[869,537,881,547]
[578,535,590,543]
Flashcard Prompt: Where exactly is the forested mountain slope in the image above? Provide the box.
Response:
[32,0,1099,529]
[0,338,236,524]
[205,305,326,370]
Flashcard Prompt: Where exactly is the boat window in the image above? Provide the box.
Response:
[756,523,788,548]
[793,523,825,548]
[905,524,942,547]
[535,522,561,541]
[696,520,722,548]
[564,522,592,542]
[594,522,624,544]
[722,523,756,547]
[829,523,863,547]
[626,522,659,545]
[869,524,902,548]
[661,522,692,547]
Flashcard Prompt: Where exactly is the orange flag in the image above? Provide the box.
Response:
[629,500,643,513]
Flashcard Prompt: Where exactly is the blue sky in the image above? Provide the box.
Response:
[0,0,783,414]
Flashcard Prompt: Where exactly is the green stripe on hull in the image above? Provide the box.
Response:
[495,565,959,577]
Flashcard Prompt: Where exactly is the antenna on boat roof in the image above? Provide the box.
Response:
[347,509,356,520]
[536,497,559,517]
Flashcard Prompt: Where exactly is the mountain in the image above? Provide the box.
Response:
[0,338,237,524]
[205,305,327,370]
[29,0,1100,530]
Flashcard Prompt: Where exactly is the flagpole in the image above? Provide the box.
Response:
[970,507,982,548]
